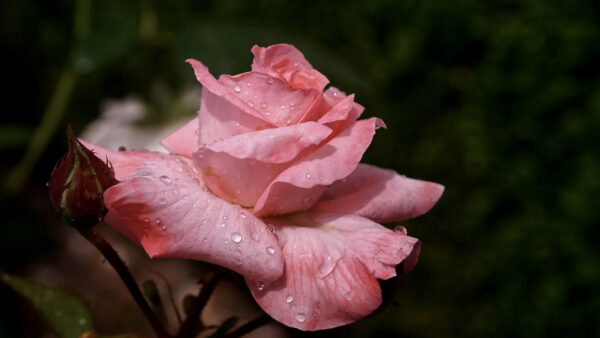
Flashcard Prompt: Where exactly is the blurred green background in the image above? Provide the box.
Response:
[1,0,599,337]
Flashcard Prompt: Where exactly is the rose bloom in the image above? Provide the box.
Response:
[82,44,444,331]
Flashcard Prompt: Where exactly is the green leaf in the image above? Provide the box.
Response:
[1,272,94,338]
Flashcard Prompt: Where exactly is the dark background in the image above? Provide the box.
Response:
[1,0,599,337]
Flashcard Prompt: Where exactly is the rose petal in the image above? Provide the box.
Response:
[247,212,420,331]
[317,94,365,125]
[251,44,329,91]
[193,122,332,206]
[313,164,445,223]
[161,117,199,158]
[254,118,385,216]
[103,156,284,282]
[219,72,320,126]
[78,139,161,181]
[187,59,274,145]
[203,122,331,164]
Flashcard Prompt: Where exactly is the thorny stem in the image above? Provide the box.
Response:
[175,271,221,338]
[222,314,273,338]
[79,228,170,338]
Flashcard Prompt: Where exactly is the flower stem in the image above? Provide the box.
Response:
[222,314,272,338]
[175,271,221,338]
[79,228,170,338]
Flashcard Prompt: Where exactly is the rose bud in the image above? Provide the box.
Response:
[48,125,119,229]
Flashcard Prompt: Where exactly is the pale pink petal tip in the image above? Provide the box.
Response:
[251,44,329,91]
[161,117,199,158]
[313,164,444,223]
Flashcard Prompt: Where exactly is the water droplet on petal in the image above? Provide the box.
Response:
[317,255,337,278]
[256,280,265,291]
[234,85,242,93]
[394,226,407,235]
[159,175,171,185]
[305,173,312,179]
[239,212,247,219]
[231,232,242,243]
[294,313,306,323]
[261,102,268,108]
[266,247,276,255]
[267,78,274,84]
[155,218,161,225]
[286,294,294,303]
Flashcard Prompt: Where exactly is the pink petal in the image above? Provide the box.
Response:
[187,59,274,145]
[251,44,329,91]
[246,212,420,330]
[313,164,445,223]
[78,139,161,181]
[103,156,284,282]
[203,122,331,164]
[193,122,332,206]
[161,117,199,158]
[317,94,364,125]
[218,72,321,126]
[254,118,385,216]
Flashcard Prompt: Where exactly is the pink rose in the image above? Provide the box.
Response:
[83,44,444,330]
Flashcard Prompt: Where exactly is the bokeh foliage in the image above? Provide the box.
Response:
[1,0,599,337]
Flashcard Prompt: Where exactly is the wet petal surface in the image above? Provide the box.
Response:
[247,212,420,330]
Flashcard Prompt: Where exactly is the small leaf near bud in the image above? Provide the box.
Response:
[48,125,119,229]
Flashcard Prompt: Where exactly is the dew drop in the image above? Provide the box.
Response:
[220,222,226,228]
[234,85,242,93]
[305,173,312,179]
[267,78,274,84]
[279,104,286,110]
[239,212,247,219]
[394,225,407,235]
[201,219,208,225]
[246,81,251,87]
[155,218,161,225]
[294,313,306,323]
[316,255,337,278]
[161,225,166,231]
[231,232,242,243]
[45,182,49,187]
[159,175,171,185]
[261,102,268,109]
[286,294,294,303]
[248,101,255,107]
[285,119,292,124]
[266,247,276,255]
[256,280,265,291]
